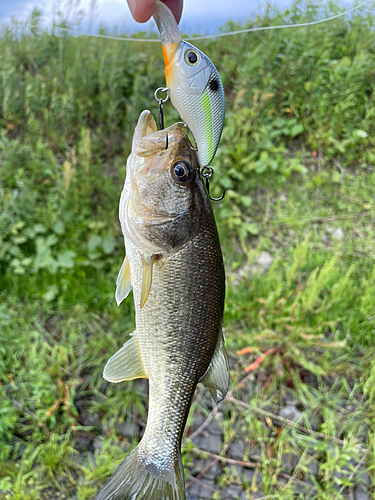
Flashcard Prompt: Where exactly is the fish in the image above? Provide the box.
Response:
[153,0,225,168]
[95,110,229,500]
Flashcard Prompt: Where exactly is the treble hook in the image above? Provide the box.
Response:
[200,166,225,202]
[154,86,170,131]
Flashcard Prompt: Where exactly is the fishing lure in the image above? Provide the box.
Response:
[153,0,225,168]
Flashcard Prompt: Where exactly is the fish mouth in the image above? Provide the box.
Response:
[137,134,194,180]
[133,110,158,145]
[129,112,191,200]
[123,111,200,255]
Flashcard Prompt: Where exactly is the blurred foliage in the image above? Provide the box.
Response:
[1,0,375,498]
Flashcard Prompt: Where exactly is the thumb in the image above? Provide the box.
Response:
[127,0,183,24]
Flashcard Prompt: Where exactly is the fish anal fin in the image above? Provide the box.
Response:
[115,256,132,306]
[200,332,229,403]
[103,332,147,383]
[140,255,155,308]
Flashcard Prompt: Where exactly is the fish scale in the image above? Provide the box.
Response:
[126,211,224,459]
[96,111,228,500]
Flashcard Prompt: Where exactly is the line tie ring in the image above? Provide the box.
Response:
[154,87,170,130]
[154,86,170,103]
[201,166,214,179]
[200,166,225,202]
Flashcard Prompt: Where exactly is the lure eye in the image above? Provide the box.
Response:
[172,161,194,184]
[185,49,199,66]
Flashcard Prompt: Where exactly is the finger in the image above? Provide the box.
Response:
[160,0,183,24]
[126,0,183,24]
[127,0,156,23]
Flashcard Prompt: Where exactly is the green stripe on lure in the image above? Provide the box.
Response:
[153,0,225,168]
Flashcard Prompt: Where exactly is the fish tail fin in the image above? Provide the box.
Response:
[95,445,186,500]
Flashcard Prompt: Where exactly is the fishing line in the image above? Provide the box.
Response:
[187,0,371,40]
[24,0,371,42]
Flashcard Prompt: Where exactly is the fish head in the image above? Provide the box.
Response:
[153,0,225,168]
[121,110,205,255]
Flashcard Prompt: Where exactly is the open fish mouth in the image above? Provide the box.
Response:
[131,110,158,153]
[120,111,201,256]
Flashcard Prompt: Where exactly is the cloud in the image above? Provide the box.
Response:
[0,0,356,33]
[0,0,44,21]
[0,0,272,32]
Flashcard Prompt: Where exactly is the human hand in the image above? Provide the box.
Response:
[127,0,183,24]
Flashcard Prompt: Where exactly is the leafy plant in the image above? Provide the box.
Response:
[1,1,374,498]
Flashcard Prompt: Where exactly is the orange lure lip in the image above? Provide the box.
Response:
[162,42,179,84]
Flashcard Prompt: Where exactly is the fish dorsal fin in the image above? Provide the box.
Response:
[115,256,132,306]
[140,255,155,308]
[200,332,229,403]
[103,332,147,383]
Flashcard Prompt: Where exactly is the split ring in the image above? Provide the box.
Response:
[154,87,170,104]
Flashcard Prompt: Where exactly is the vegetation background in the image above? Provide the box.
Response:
[1,1,375,498]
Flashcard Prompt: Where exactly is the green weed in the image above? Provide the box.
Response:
[0,1,374,498]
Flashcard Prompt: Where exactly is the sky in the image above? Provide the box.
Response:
[0,0,356,34]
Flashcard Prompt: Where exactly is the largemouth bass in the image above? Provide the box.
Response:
[96,110,228,500]
[153,0,225,168]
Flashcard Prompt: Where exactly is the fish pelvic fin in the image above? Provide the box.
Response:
[95,446,186,500]
[103,332,147,383]
[115,256,132,306]
[140,255,155,308]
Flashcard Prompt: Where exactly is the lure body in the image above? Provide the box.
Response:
[153,0,225,167]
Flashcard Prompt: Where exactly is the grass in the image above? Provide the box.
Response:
[1,1,375,498]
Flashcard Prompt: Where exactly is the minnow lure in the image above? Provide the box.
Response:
[153,0,225,168]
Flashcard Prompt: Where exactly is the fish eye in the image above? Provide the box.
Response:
[171,161,194,184]
[185,49,199,66]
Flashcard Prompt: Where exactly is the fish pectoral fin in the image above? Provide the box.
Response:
[115,256,132,306]
[200,331,229,403]
[103,332,147,383]
[140,255,155,308]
